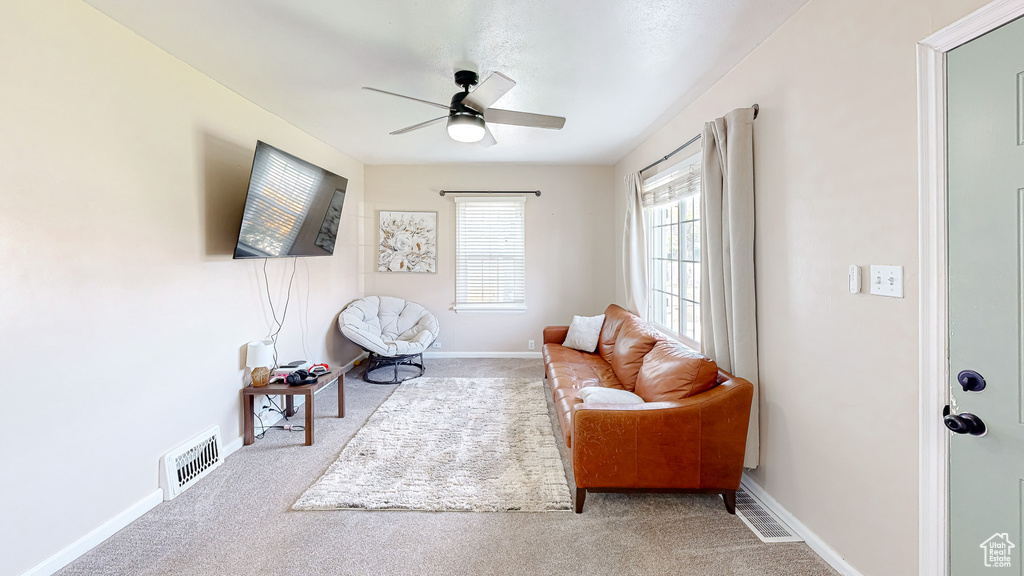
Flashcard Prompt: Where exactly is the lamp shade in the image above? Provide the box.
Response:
[446,113,486,143]
[245,340,274,368]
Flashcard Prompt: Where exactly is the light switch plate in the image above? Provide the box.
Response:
[869,265,903,298]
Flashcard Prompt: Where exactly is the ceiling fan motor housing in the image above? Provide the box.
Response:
[449,91,479,117]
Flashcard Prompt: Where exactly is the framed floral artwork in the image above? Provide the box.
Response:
[378,211,437,273]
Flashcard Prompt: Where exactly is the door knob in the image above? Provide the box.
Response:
[957,370,986,392]
[943,405,987,436]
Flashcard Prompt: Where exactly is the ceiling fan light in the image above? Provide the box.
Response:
[446,113,486,143]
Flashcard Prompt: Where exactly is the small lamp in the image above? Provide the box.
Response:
[246,340,274,387]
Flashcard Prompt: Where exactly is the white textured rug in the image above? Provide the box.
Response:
[293,377,572,512]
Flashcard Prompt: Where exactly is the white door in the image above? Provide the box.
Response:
[947,14,1024,575]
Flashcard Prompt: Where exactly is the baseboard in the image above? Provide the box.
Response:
[345,352,369,369]
[21,489,163,576]
[22,355,364,576]
[423,351,542,359]
[222,435,244,457]
[740,474,863,576]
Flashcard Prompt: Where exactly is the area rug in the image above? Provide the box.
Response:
[293,377,572,512]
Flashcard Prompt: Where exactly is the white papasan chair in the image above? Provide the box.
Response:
[338,296,440,384]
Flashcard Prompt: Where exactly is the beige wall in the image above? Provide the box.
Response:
[614,0,989,574]
[0,2,365,573]
[364,165,615,353]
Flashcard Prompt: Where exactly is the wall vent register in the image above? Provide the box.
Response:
[735,484,803,543]
[159,426,223,501]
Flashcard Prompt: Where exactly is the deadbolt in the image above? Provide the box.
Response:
[957,370,986,392]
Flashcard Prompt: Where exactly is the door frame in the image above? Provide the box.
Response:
[918,1,1024,574]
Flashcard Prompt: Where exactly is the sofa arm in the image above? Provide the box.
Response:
[571,378,753,490]
[543,326,570,345]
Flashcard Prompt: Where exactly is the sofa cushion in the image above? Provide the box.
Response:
[563,314,605,353]
[555,395,581,447]
[634,340,720,402]
[597,304,634,364]
[609,317,664,392]
[542,343,593,368]
[548,359,623,396]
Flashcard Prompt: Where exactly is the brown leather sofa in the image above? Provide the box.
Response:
[543,304,754,513]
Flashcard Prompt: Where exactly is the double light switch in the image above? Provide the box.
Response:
[868,265,903,298]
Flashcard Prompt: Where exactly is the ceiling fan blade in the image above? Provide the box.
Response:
[484,108,566,130]
[362,87,451,111]
[390,116,448,135]
[462,72,516,112]
[478,125,497,148]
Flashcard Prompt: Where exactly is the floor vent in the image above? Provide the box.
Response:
[734,484,803,543]
[159,425,223,501]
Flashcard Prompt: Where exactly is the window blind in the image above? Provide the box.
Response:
[455,197,526,312]
[237,146,320,257]
[641,157,701,208]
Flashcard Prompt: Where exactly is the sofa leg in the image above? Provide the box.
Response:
[575,488,586,513]
[722,490,736,514]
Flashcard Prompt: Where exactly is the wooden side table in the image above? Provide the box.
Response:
[241,367,344,446]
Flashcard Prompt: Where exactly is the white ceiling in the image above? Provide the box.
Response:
[82,0,808,165]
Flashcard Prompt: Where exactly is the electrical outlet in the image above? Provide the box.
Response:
[528,339,535,350]
[432,342,441,348]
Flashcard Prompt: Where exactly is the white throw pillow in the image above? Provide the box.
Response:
[562,314,605,353]
[578,387,645,404]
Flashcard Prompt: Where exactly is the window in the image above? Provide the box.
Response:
[644,155,701,345]
[454,197,526,313]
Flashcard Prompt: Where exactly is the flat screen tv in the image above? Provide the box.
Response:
[233,141,348,259]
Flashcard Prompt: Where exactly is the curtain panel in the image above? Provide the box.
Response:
[622,172,648,319]
[700,107,760,469]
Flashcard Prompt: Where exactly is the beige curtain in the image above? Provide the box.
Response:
[622,172,648,319]
[700,107,759,469]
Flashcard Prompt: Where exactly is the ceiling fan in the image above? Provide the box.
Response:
[363,70,566,147]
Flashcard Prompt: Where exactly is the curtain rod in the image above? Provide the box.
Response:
[639,104,759,174]
[439,190,541,197]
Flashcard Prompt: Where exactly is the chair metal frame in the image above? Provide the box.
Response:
[358,340,433,384]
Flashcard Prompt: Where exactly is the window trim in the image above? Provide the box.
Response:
[643,153,702,345]
[453,196,527,315]
[650,323,700,352]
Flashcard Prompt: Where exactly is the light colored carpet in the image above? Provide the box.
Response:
[55,359,839,576]
[294,377,571,512]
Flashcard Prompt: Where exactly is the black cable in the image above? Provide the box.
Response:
[251,408,305,441]
[262,259,280,365]
[262,257,298,366]
[252,389,316,441]
[300,258,313,361]
[275,257,298,340]
[254,411,267,439]
[266,395,289,420]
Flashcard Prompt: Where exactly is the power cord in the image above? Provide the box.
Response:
[252,404,307,439]
[299,258,314,361]
[266,395,289,420]
[262,257,298,366]
[254,410,268,439]
[252,394,309,440]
